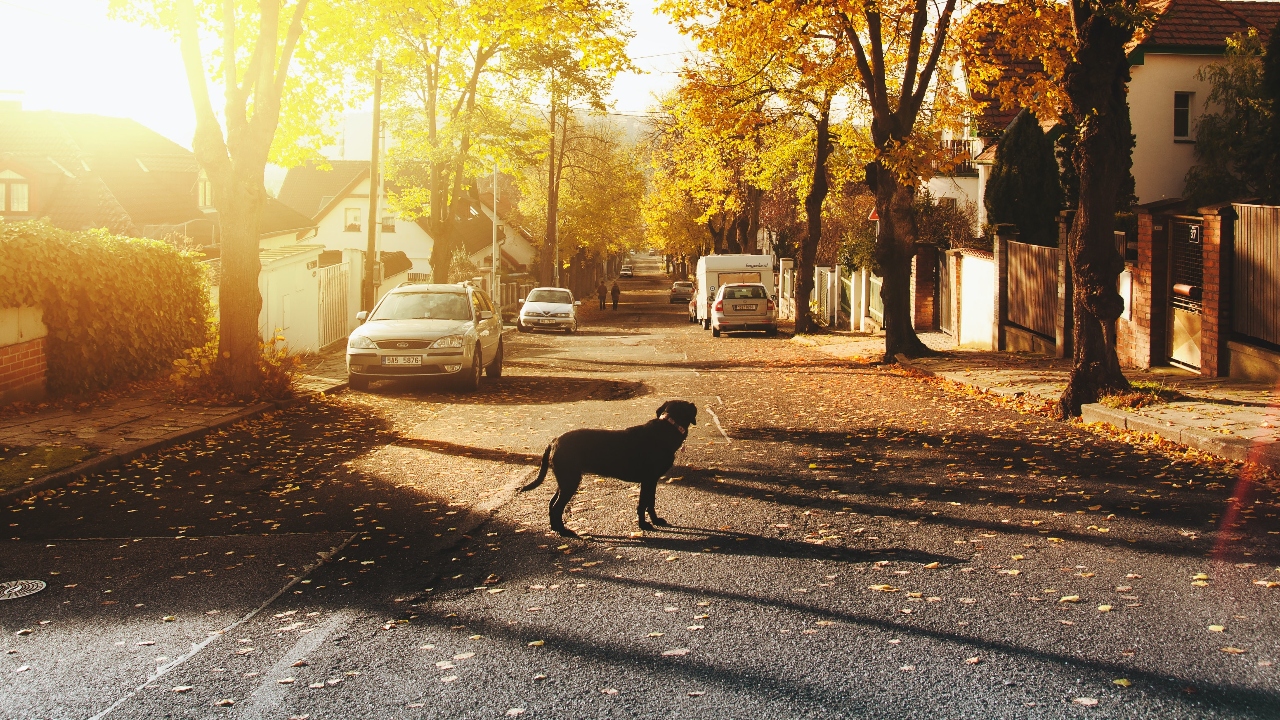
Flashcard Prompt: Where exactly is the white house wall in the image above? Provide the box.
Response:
[258,248,323,353]
[1129,53,1216,204]
[314,177,435,275]
[927,175,982,234]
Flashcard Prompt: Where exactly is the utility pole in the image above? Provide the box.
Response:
[363,58,382,311]
[491,160,500,301]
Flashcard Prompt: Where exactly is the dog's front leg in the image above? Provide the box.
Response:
[638,480,668,528]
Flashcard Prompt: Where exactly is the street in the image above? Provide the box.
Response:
[2,256,1278,719]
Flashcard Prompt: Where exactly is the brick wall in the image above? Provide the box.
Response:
[1200,205,1235,377]
[1117,211,1153,368]
[0,336,47,403]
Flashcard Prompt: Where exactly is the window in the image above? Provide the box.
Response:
[344,208,361,232]
[1174,92,1192,139]
[197,171,214,208]
[381,215,396,233]
[0,169,29,213]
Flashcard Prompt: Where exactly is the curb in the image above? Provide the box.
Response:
[1,378,348,504]
[899,354,1280,473]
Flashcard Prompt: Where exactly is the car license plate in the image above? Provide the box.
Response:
[735,304,758,311]
[538,318,557,324]
[382,355,422,365]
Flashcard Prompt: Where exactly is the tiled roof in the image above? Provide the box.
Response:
[261,198,319,236]
[1135,0,1279,49]
[277,160,368,218]
[965,34,1049,136]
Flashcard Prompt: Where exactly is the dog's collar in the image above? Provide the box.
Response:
[660,414,688,435]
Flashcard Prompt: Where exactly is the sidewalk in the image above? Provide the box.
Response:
[0,348,349,499]
[799,330,1280,471]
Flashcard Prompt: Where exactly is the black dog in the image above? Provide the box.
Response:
[521,400,698,536]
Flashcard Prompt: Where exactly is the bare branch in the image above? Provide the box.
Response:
[273,0,310,100]
[898,0,929,107]
[907,0,957,119]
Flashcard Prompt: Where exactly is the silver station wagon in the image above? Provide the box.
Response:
[346,283,504,392]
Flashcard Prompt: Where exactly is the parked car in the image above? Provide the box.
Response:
[619,265,634,278]
[346,283,503,393]
[670,280,694,303]
[517,287,580,333]
[693,254,775,329]
[710,283,778,337]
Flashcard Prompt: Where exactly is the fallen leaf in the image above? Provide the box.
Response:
[1113,679,1131,687]
[507,710,525,717]
[215,699,234,707]
[923,562,940,569]
[1221,647,1247,654]
[1209,625,1225,632]
[173,686,193,693]
[277,678,295,685]
[965,657,981,665]
[528,640,545,647]
[1098,605,1112,612]
[601,688,618,695]
[868,584,899,593]
[1059,595,1080,603]
[1073,697,1099,706]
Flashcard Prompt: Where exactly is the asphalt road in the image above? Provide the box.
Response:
[2,256,1278,719]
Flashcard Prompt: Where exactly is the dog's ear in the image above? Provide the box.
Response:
[655,400,672,418]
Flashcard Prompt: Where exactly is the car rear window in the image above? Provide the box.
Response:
[527,289,573,304]
[674,282,693,289]
[371,292,471,321]
[724,285,767,299]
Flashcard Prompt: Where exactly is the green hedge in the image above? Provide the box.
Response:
[0,220,208,395]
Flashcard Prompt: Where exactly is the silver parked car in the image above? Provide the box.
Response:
[670,280,694,303]
[516,287,580,333]
[346,283,504,392]
[711,283,778,337]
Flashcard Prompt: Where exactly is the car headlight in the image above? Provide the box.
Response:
[348,335,376,349]
[430,335,464,349]
[552,312,571,318]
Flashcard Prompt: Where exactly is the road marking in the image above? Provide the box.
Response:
[231,610,354,718]
[705,406,731,444]
[89,532,358,720]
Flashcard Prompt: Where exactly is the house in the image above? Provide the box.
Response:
[277,159,436,278]
[462,189,538,276]
[1127,0,1280,203]
[935,0,1280,223]
[0,101,316,245]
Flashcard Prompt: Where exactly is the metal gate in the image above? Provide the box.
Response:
[318,262,350,349]
[937,254,952,334]
[1232,203,1280,345]
[1169,220,1203,368]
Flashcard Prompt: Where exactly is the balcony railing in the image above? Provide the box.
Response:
[934,138,978,176]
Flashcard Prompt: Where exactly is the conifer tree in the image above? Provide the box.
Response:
[985,109,1063,245]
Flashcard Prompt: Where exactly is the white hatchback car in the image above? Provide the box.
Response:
[516,287,581,333]
[711,283,778,337]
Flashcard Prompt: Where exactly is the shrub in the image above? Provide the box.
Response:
[0,220,208,394]
[170,320,300,404]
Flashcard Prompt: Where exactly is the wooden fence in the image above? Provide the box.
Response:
[1006,240,1058,339]
[317,262,351,349]
[1233,203,1280,346]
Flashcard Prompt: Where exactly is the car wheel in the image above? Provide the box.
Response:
[348,374,369,392]
[516,320,528,333]
[766,325,779,337]
[458,349,481,392]
[712,326,721,338]
[485,340,503,378]
[702,318,711,330]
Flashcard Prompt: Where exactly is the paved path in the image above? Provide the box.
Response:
[1,258,1277,718]
[0,348,349,496]
[801,331,1280,471]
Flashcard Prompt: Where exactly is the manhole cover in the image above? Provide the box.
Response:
[0,580,46,600]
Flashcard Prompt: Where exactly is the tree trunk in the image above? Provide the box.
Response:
[213,165,267,394]
[745,186,762,254]
[795,104,832,335]
[1058,0,1133,417]
[874,169,931,360]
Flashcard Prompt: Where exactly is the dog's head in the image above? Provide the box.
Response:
[656,400,698,432]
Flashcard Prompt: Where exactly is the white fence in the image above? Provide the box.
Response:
[318,262,350,349]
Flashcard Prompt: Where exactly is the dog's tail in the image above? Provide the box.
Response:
[521,445,552,492]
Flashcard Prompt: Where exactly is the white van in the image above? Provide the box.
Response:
[694,254,776,328]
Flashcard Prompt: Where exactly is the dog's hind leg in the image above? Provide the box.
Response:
[549,471,581,537]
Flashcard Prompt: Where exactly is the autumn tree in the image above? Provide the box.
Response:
[964,0,1152,415]
[112,0,351,395]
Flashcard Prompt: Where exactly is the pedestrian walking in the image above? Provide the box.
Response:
[610,281,620,311]
[597,281,607,310]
